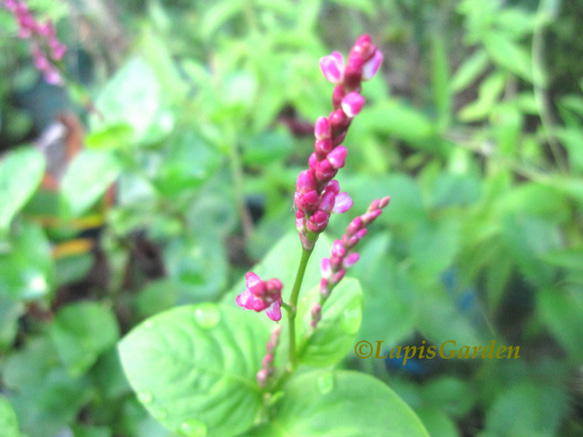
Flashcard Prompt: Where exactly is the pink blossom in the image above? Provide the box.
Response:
[236,272,283,322]
[320,51,345,84]
[341,92,366,118]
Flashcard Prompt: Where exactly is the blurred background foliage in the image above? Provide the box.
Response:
[1,0,583,436]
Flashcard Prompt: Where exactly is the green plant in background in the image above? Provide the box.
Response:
[1,0,583,436]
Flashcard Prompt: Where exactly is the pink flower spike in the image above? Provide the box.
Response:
[323,179,340,195]
[315,139,333,158]
[362,50,383,80]
[315,116,331,140]
[265,300,282,322]
[320,278,331,298]
[341,92,365,118]
[320,51,344,84]
[315,159,337,182]
[296,170,317,193]
[343,252,360,268]
[4,0,17,11]
[331,192,353,214]
[380,196,391,208]
[327,146,347,169]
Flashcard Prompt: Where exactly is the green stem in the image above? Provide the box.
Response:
[286,244,314,370]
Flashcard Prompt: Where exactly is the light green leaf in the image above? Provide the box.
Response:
[0,222,54,300]
[118,303,270,437]
[246,370,430,436]
[451,49,490,92]
[85,123,134,151]
[295,278,362,367]
[484,32,533,81]
[91,58,161,143]
[60,149,121,217]
[0,146,45,235]
[50,301,120,377]
[0,396,20,437]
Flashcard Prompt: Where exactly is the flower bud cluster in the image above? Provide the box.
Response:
[256,325,281,387]
[314,196,390,328]
[236,272,283,322]
[295,34,383,250]
[4,0,66,85]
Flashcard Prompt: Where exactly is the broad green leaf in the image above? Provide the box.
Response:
[537,287,583,362]
[484,32,533,81]
[60,149,121,217]
[85,123,134,151]
[0,146,45,235]
[246,370,429,436]
[0,396,20,437]
[50,301,120,377]
[451,49,489,92]
[91,58,161,143]
[0,222,54,300]
[295,278,362,367]
[118,303,270,437]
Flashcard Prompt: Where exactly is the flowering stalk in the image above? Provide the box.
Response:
[236,34,384,375]
[312,196,390,329]
[4,0,67,85]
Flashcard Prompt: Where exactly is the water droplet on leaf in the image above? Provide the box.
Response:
[180,419,207,437]
[316,372,335,395]
[137,391,153,404]
[193,304,220,329]
[144,320,154,329]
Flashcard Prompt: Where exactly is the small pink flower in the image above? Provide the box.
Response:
[362,50,383,80]
[319,51,345,84]
[341,92,366,118]
[331,192,352,214]
[314,116,331,140]
[327,146,347,169]
[307,210,330,232]
[343,252,360,268]
[236,272,283,322]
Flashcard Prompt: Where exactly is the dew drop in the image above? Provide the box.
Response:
[341,304,360,334]
[180,419,207,437]
[193,303,220,329]
[316,371,335,395]
[137,391,153,404]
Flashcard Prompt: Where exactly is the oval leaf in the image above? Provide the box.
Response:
[246,370,429,437]
[118,303,270,437]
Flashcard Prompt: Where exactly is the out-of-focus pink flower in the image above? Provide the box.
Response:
[341,93,365,118]
[320,51,345,84]
[4,0,67,85]
[363,50,384,80]
[236,272,283,322]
